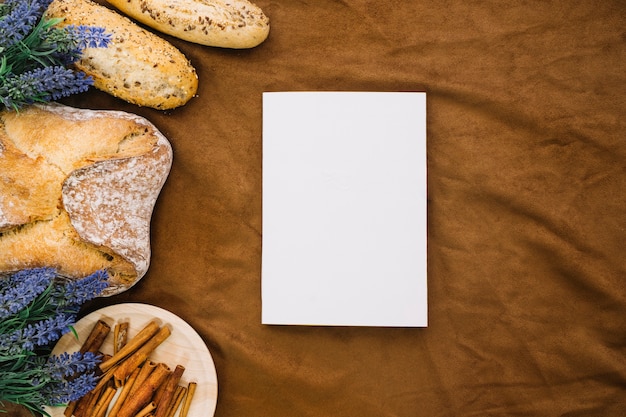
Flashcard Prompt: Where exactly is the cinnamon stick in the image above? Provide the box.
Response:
[72,390,95,417]
[90,385,116,417]
[73,370,113,417]
[91,363,119,394]
[108,367,140,417]
[75,377,104,417]
[114,322,130,355]
[100,320,160,372]
[117,362,170,417]
[128,361,157,398]
[82,394,99,417]
[64,320,112,416]
[179,382,197,417]
[80,320,111,354]
[134,401,156,417]
[113,326,171,382]
[153,365,185,417]
[164,386,186,417]
[63,400,77,417]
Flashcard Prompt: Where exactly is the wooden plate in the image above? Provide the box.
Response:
[44,303,218,417]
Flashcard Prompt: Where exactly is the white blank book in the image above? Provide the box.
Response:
[262,91,427,327]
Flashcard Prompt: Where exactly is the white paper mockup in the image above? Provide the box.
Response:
[262,91,427,327]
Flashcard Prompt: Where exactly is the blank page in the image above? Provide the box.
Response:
[262,92,427,327]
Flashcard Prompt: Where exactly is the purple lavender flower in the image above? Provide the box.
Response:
[40,371,99,405]
[0,311,76,354]
[0,268,55,321]
[39,351,100,381]
[51,270,109,309]
[0,0,41,49]
[29,312,76,347]
[0,65,93,108]
[40,24,112,66]
[0,268,108,413]
[49,69,94,100]
[1,0,110,109]
[25,351,102,408]
[66,25,112,49]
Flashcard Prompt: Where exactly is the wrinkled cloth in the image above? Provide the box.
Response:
[11,0,625,416]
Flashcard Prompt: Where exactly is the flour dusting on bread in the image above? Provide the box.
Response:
[63,132,172,283]
[0,103,173,295]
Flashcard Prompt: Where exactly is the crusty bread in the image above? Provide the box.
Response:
[0,103,173,295]
[106,0,270,49]
[46,0,198,109]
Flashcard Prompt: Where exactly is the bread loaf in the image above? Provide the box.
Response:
[106,0,270,49]
[0,103,173,295]
[45,0,198,110]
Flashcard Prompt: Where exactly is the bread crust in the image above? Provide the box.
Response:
[46,0,199,109]
[106,0,270,48]
[0,104,173,295]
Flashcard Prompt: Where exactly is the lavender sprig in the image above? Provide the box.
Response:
[50,270,109,309]
[0,269,109,415]
[0,65,93,109]
[0,269,108,330]
[0,311,76,356]
[66,25,111,50]
[38,351,101,380]
[0,267,54,322]
[0,0,111,110]
[38,371,99,406]
[0,0,48,50]
[1,352,100,413]
[37,23,112,66]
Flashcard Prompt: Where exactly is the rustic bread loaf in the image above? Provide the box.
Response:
[0,103,173,295]
[106,0,270,49]
[45,0,198,110]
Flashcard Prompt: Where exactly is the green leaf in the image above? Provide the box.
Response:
[69,325,78,340]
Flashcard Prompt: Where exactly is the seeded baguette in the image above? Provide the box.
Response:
[46,0,198,109]
[106,0,270,49]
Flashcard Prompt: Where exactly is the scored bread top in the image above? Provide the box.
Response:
[0,104,173,295]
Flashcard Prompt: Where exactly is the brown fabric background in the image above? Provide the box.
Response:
[9,0,626,416]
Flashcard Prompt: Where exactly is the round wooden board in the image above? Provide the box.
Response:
[44,303,218,417]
